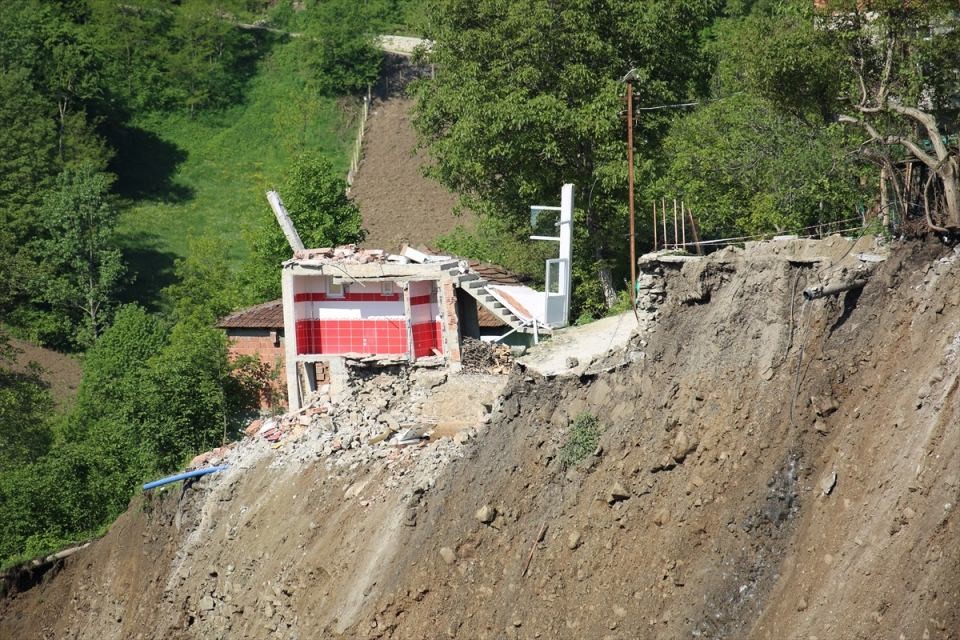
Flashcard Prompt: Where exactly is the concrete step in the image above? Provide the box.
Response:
[456,273,480,283]
[465,279,488,289]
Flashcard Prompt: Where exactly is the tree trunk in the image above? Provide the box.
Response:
[939,159,960,229]
[597,266,617,308]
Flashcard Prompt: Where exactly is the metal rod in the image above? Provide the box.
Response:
[652,202,658,250]
[681,200,686,250]
[661,198,667,249]
[673,199,678,249]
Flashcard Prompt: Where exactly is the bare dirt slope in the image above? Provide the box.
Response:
[2,238,958,640]
[349,95,473,252]
[7,337,82,411]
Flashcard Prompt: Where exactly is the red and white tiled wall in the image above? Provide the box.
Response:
[410,280,442,358]
[292,276,443,358]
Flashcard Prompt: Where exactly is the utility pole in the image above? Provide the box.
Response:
[621,69,639,322]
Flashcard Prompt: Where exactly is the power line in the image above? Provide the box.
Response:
[633,100,700,111]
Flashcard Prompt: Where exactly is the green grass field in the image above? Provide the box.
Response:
[118,36,356,270]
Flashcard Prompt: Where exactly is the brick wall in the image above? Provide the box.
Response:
[226,332,287,410]
[440,280,462,363]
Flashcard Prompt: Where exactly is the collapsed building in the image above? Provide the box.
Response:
[262,185,575,410]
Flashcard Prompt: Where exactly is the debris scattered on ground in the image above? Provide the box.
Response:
[461,337,513,374]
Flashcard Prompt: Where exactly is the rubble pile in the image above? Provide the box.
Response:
[222,366,492,497]
[292,244,385,263]
[460,336,513,374]
[291,244,407,265]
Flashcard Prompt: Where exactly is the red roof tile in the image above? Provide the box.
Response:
[217,300,284,329]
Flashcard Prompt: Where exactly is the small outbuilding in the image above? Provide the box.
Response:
[217,299,299,410]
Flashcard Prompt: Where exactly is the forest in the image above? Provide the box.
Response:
[0,0,957,566]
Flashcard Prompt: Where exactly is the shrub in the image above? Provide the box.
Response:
[560,412,602,466]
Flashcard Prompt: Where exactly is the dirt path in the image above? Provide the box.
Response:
[350,96,473,252]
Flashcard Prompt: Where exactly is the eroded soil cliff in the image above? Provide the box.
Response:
[2,238,958,640]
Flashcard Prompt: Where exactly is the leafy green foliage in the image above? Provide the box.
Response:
[656,93,867,237]
[0,69,58,223]
[560,412,602,466]
[27,165,126,349]
[138,319,232,472]
[241,152,365,302]
[164,236,240,324]
[87,0,257,113]
[298,0,383,96]
[710,5,841,123]
[0,301,256,566]
[413,0,723,313]
[69,305,165,432]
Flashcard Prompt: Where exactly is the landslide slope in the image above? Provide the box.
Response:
[2,238,958,640]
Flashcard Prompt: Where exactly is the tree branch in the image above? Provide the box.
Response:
[839,114,939,169]
[886,99,950,161]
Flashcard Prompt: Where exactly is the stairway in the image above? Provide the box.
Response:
[444,266,549,335]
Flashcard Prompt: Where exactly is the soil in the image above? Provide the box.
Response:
[349,95,473,252]
[2,237,958,640]
[6,337,82,411]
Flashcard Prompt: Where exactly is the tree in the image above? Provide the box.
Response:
[299,0,383,96]
[163,236,239,324]
[139,318,232,471]
[826,1,960,231]
[31,165,126,348]
[657,89,866,238]
[165,3,255,114]
[69,304,165,433]
[413,0,723,311]
[242,152,365,302]
[0,69,58,225]
[716,1,960,231]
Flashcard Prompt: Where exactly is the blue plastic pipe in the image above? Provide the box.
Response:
[142,465,230,491]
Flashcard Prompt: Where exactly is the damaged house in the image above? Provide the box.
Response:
[221,185,575,411]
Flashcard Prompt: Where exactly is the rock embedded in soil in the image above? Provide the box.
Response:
[567,531,582,550]
[653,508,671,527]
[671,431,698,463]
[476,505,497,524]
[820,470,838,496]
[439,547,456,565]
[607,482,631,504]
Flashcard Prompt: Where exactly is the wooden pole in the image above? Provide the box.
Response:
[626,80,637,313]
[652,202,658,250]
[661,198,667,249]
[687,206,703,255]
[681,200,687,250]
[673,199,678,249]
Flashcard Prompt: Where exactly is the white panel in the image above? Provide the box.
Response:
[410,280,433,297]
[296,300,405,319]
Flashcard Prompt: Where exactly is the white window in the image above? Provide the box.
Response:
[328,281,344,297]
[381,281,394,296]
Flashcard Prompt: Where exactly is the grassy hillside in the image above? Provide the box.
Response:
[117,35,358,273]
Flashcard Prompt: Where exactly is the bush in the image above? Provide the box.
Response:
[560,412,602,466]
